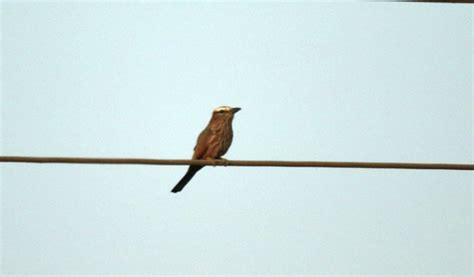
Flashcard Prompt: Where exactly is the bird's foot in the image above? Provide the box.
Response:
[217,157,229,167]
[206,157,219,167]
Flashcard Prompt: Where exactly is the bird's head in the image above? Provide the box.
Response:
[212,105,241,117]
[212,106,241,116]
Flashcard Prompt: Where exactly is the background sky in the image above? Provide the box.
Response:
[1,2,472,275]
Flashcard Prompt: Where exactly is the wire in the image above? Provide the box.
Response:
[0,156,472,170]
[394,1,472,3]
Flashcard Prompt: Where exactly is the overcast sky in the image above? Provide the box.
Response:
[1,2,472,275]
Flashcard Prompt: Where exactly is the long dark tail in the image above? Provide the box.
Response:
[171,165,203,193]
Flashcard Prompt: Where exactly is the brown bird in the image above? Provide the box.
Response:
[171,106,241,193]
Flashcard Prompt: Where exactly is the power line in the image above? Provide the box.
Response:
[0,156,472,171]
[382,0,474,3]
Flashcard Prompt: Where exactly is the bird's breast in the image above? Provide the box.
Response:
[208,125,233,158]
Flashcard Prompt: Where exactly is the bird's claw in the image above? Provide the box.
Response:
[207,158,229,167]
[217,158,229,167]
[216,158,229,166]
[206,157,219,167]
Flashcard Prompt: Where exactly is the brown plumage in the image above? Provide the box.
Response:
[171,106,241,193]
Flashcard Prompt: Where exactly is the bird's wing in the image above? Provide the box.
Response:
[192,127,211,159]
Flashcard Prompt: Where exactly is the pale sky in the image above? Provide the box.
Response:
[1,2,472,275]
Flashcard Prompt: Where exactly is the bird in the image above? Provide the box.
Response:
[171,105,241,193]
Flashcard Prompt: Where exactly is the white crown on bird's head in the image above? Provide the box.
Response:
[213,106,233,113]
[212,106,241,114]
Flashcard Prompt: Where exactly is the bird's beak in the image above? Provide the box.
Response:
[231,107,241,114]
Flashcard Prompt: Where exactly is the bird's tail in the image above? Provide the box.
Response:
[171,165,203,193]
